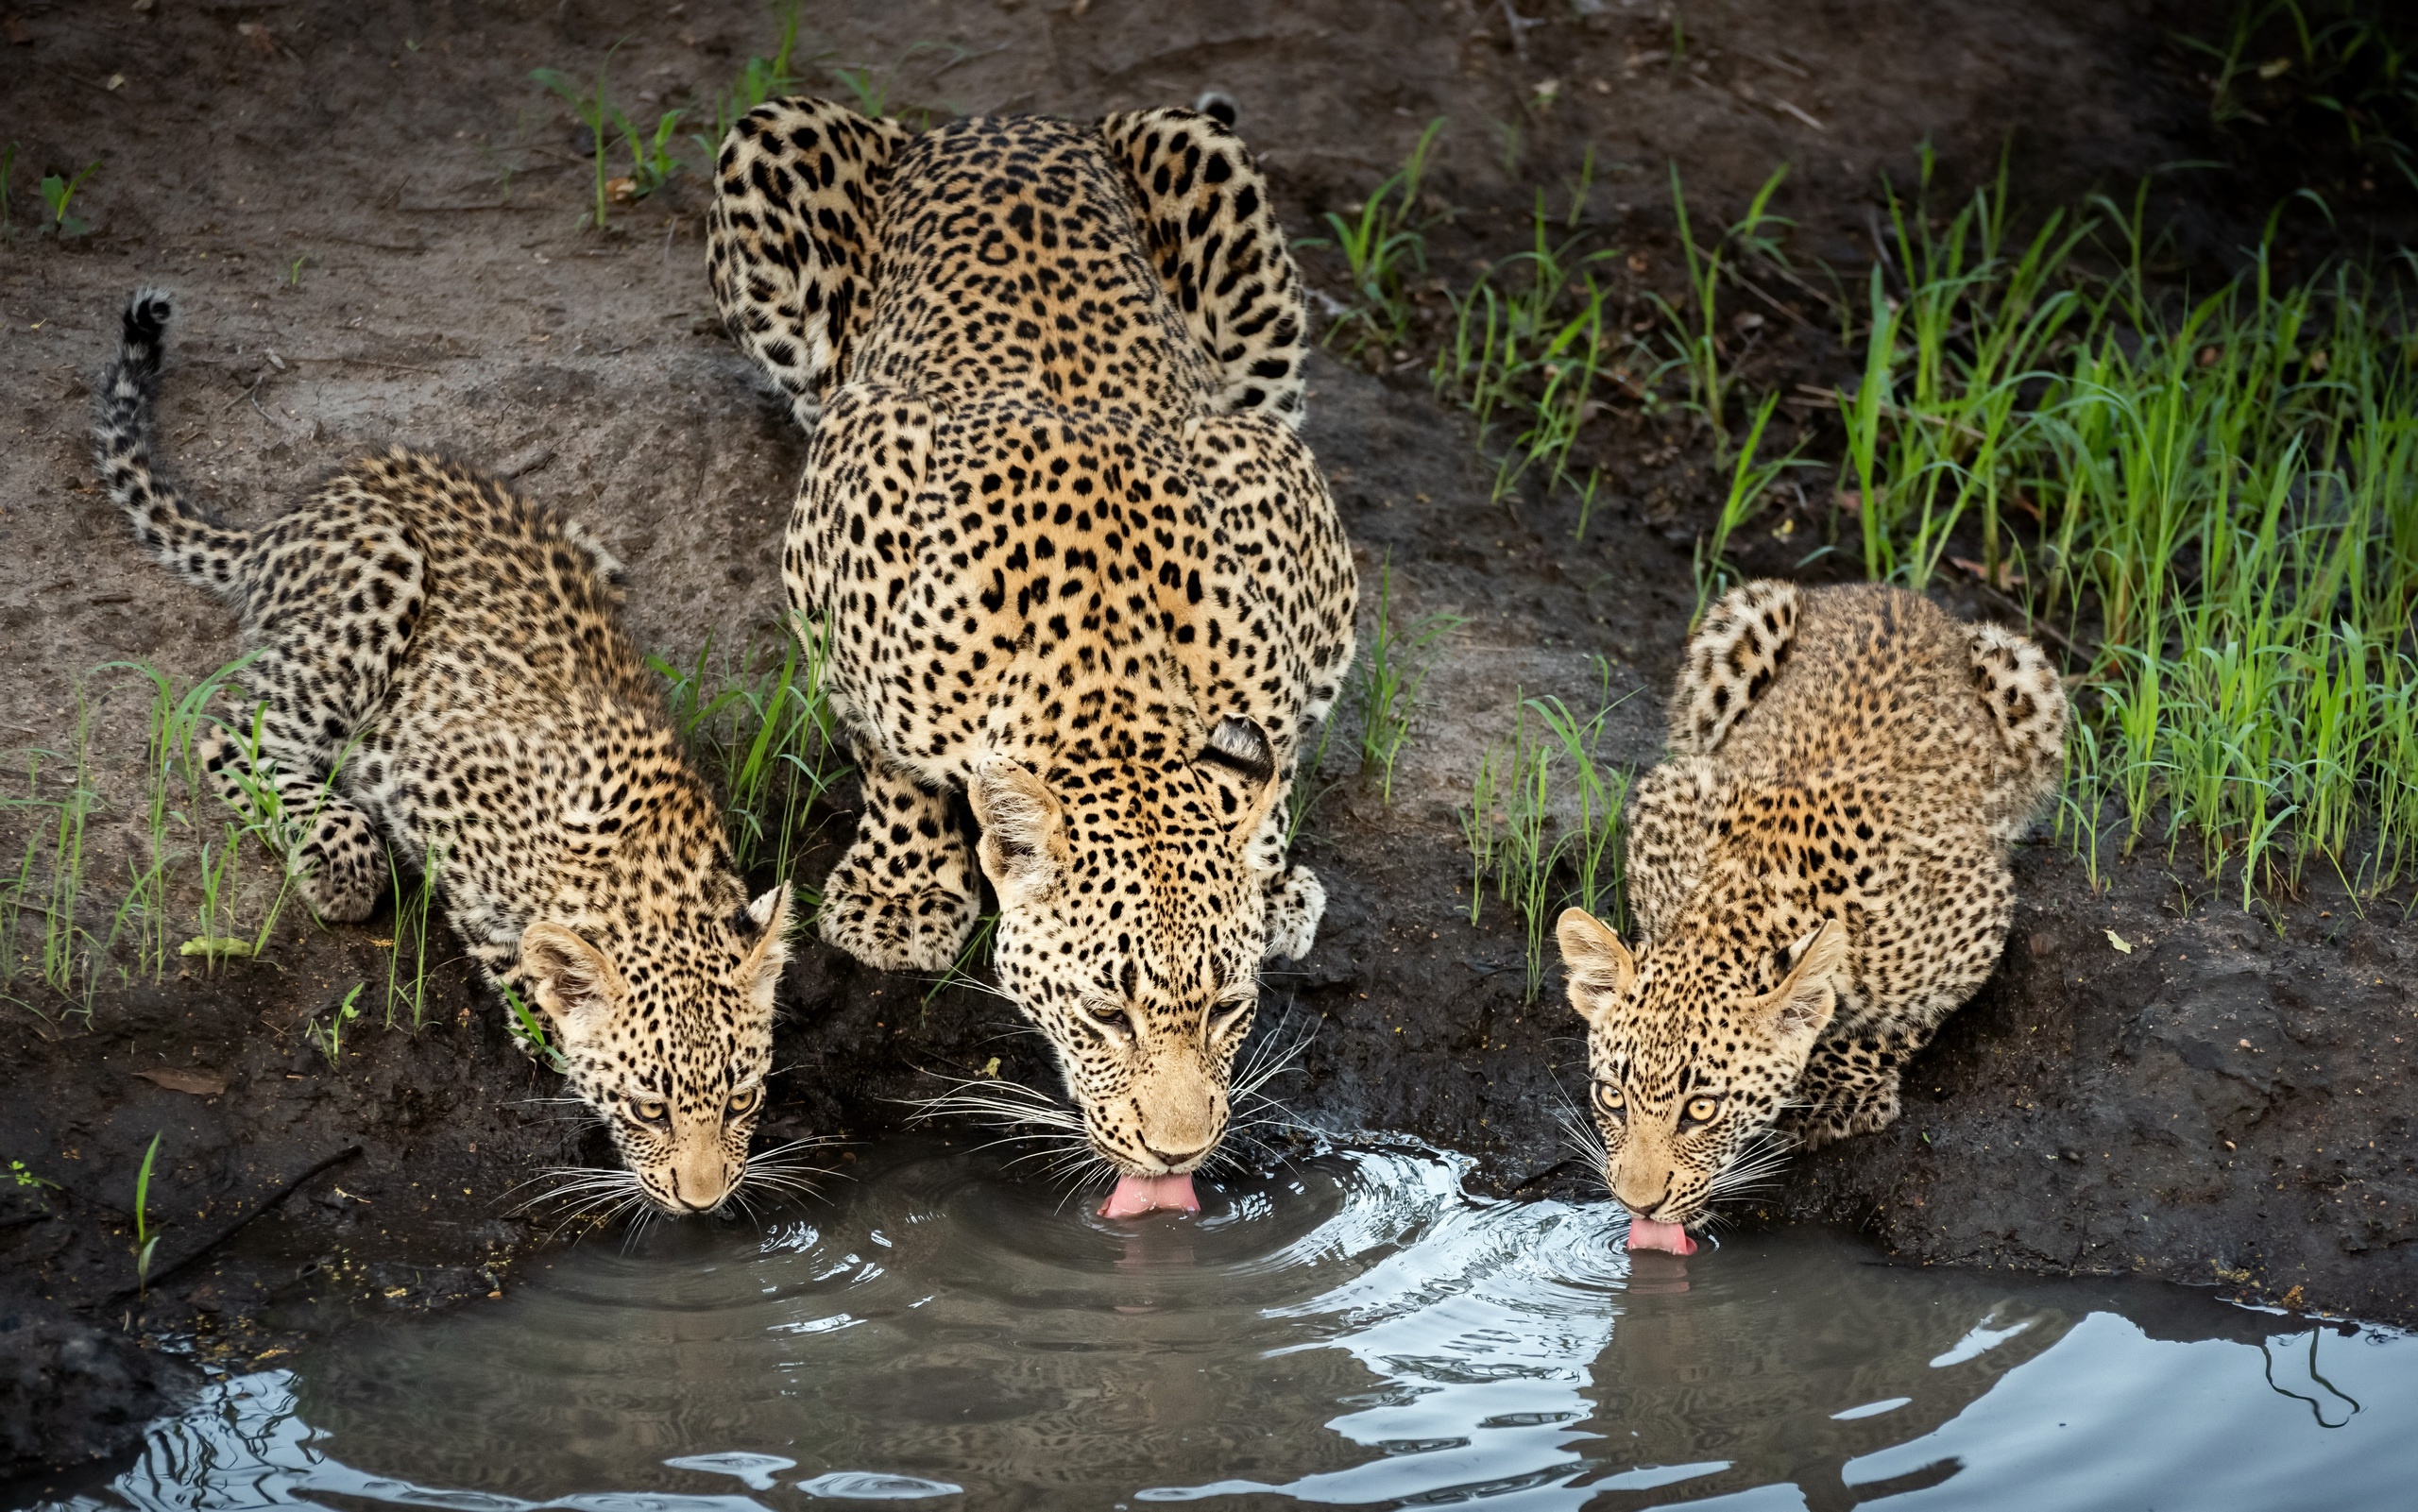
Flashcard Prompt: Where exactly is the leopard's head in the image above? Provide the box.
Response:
[1556,907,1846,1232]
[966,718,1289,1178]
[517,884,792,1215]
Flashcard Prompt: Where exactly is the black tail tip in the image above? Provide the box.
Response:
[121,288,173,350]
[1194,90,1240,128]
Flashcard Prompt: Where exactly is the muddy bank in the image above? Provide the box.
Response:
[5,0,2414,1487]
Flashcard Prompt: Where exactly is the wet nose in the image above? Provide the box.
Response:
[1142,1134,1216,1170]
[668,1164,729,1214]
[1611,1163,1671,1217]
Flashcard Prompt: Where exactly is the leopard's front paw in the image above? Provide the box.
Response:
[1261,863,1326,962]
[1782,1068,1903,1151]
[293,806,388,924]
[818,854,979,975]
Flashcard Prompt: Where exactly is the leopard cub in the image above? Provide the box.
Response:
[1558,582,2065,1248]
[93,291,791,1217]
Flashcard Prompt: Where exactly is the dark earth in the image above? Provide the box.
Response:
[4,0,2413,1488]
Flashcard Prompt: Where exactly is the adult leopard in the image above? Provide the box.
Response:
[707,97,1354,1210]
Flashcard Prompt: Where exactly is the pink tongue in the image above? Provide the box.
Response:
[1099,1172,1200,1219]
[1626,1217,1699,1255]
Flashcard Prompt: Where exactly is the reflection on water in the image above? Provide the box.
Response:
[23,1139,2418,1511]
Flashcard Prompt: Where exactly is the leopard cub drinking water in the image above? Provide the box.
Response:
[93,291,792,1218]
[1558,582,2065,1253]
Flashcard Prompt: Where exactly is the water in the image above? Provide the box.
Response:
[26,1139,2417,1511]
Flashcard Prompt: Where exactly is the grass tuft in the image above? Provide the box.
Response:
[1462,670,1635,1000]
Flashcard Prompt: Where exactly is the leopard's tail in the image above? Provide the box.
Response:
[94,289,253,598]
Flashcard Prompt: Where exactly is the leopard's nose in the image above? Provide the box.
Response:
[1142,1135,1215,1170]
[667,1164,730,1214]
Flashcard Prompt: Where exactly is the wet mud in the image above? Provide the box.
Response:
[3,0,2412,1486]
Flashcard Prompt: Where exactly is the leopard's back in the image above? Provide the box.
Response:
[851,114,1218,425]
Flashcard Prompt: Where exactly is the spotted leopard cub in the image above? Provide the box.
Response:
[94,291,791,1217]
[708,97,1353,1191]
[1558,582,2064,1247]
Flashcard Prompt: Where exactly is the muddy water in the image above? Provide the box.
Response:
[26,1140,2417,1511]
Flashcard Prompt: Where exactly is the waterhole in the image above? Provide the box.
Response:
[26,1140,2416,1510]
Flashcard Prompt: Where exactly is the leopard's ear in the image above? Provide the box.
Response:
[1747,918,1847,1062]
[1557,909,1636,1028]
[1196,715,1280,840]
[738,884,792,1011]
[968,759,1069,907]
[518,923,626,1050]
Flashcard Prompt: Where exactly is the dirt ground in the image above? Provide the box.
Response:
[4,0,2413,1486]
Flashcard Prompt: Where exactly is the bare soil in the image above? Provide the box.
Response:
[3,0,2412,1487]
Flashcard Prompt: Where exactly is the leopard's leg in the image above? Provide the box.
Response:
[1781,1026,1916,1150]
[1667,580,1801,755]
[1967,623,2069,841]
[204,504,426,924]
[707,96,910,431]
[1239,800,1326,962]
[819,747,980,975]
[1097,106,1310,427]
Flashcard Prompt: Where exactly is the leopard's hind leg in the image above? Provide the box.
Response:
[95,290,417,924]
[202,492,426,923]
[1967,623,2068,841]
[820,748,981,974]
[1667,580,1801,755]
[1097,103,1310,427]
[707,97,910,430]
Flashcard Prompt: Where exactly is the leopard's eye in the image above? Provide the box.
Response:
[726,1086,761,1117]
[1592,1082,1626,1118]
[1210,994,1255,1036]
[1085,1001,1130,1028]
[630,1098,669,1126]
[1682,1095,1720,1125]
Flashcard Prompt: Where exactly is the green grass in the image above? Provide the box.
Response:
[131,1130,163,1293]
[1656,162,1793,450]
[1286,562,1463,845]
[1830,166,2418,898]
[501,980,568,1071]
[1352,560,1465,804]
[304,982,366,1066]
[1308,117,1446,359]
[695,2,811,160]
[825,42,970,126]
[537,8,965,236]
[1462,671,1634,999]
[383,841,442,1028]
[651,619,850,898]
[2184,0,2418,193]
[37,160,98,239]
[1692,392,1799,622]
[532,43,631,232]
[1430,200,1626,504]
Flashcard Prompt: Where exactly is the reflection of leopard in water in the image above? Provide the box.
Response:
[1558,582,2065,1233]
[93,291,791,1217]
[707,95,1354,1182]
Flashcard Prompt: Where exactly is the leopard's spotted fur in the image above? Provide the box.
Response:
[94,291,791,1216]
[1558,582,2065,1232]
[708,99,1352,1179]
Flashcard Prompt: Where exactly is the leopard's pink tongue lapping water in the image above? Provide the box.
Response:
[1626,1217,1698,1254]
[1099,1172,1200,1218]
